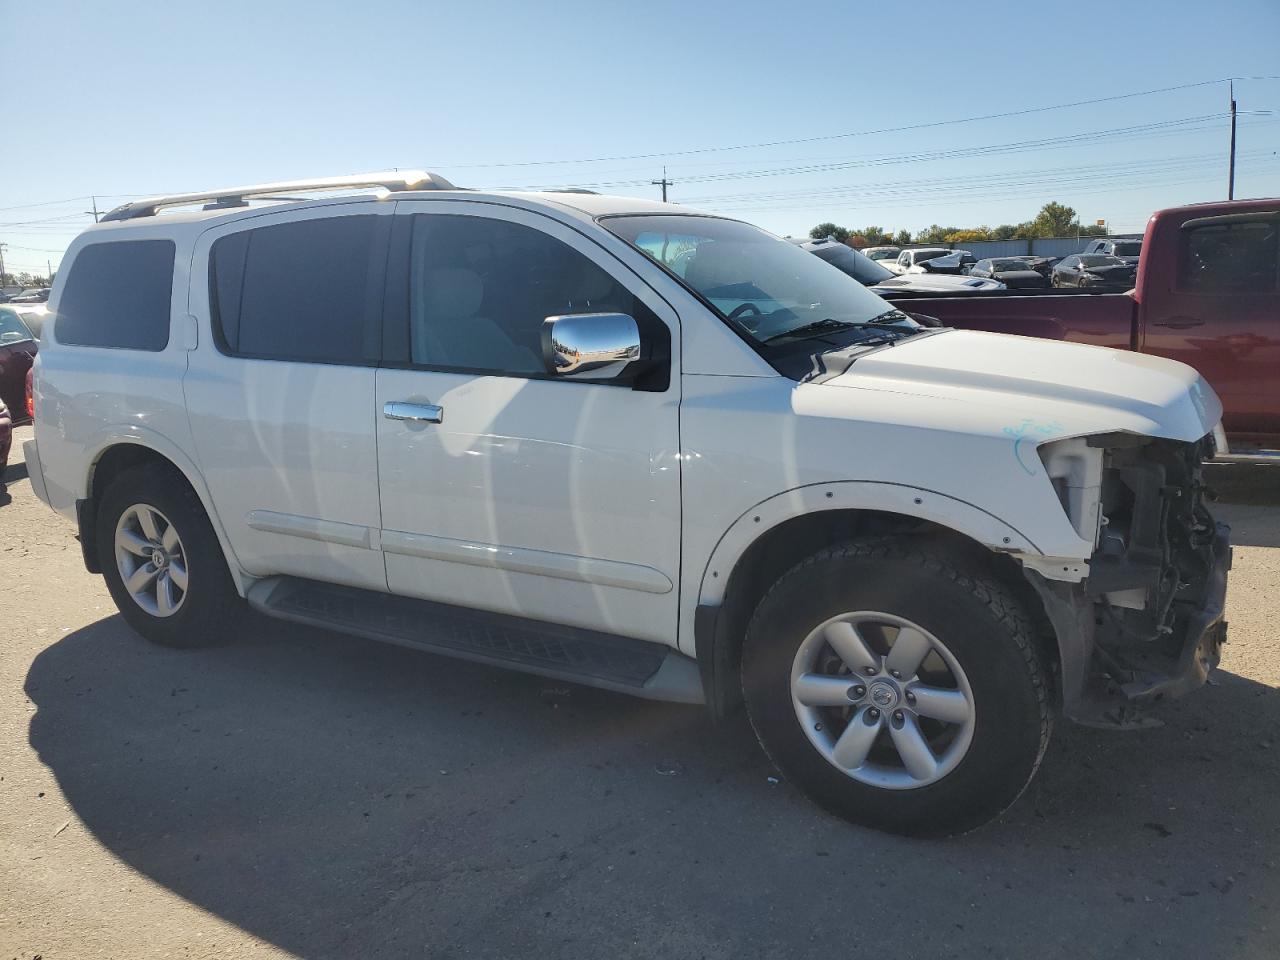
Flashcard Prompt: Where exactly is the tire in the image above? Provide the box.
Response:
[741,539,1051,837]
[97,463,243,648]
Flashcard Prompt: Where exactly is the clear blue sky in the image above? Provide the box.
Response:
[2,0,1278,277]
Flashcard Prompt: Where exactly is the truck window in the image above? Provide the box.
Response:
[1178,220,1279,294]
[56,240,175,351]
[210,215,381,364]
[407,214,648,376]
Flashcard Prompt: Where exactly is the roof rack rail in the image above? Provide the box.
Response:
[542,187,599,195]
[99,170,458,222]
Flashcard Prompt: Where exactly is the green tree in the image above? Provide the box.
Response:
[1030,201,1078,238]
[894,229,912,246]
[810,222,850,243]
[915,224,961,244]
[1078,223,1107,237]
[992,224,1020,240]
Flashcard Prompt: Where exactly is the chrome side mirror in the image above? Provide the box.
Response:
[541,312,643,382]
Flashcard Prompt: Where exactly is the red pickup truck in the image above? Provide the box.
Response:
[886,198,1280,455]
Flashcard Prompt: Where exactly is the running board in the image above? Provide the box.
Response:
[245,576,705,704]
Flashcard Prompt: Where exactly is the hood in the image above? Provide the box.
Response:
[823,329,1221,443]
[872,275,1005,293]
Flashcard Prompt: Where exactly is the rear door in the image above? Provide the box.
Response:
[373,201,682,644]
[185,202,392,590]
[1141,213,1280,441]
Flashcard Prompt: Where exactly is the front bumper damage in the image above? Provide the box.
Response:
[1025,434,1230,727]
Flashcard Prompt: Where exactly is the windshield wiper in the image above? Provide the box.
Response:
[763,318,856,343]
[865,309,912,326]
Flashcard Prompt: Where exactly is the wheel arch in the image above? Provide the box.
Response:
[78,433,246,596]
[692,482,1056,719]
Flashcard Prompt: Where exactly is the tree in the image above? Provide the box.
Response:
[1030,201,1078,238]
[992,224,1020,240]
[810,222,849,243]
[945,228,993,243]
[894,229,912,246]
[1078,223,1107,237]
[846,234,869,249]
[915,224,961,244]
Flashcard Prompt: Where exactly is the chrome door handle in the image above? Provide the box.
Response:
[1152,316,1206,329]
[383,401,443,424]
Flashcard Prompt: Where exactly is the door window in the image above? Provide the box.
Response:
[57,240,175,350]
[210,215,384,364]
[407,214,645,376]
[1178,219,1279,294]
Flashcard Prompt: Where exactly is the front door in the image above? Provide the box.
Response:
[374,202,682,644]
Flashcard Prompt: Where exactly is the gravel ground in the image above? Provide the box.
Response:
[2,424,1277,960]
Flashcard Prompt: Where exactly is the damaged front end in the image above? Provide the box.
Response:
[1025,432,1231,727]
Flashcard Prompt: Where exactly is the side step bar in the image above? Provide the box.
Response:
[246,576,705,705]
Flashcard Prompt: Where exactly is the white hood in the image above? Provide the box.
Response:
[824,329,1220,444]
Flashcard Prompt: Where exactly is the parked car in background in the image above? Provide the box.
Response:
[1051,254,1137,289]
[9,287,50,303]
[969,258,1050,289]
[9,303,49,339]
[796,239,1005,294]
[0,306,38,423]
[887,247,952,275]
[861,245,900,264]
[906,250,976,275]
[0,396,10,475]
[882,197,1279,454]
[1083,237,1142,264]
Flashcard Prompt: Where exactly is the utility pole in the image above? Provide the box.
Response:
[47,259,53,282]
[1223,81,1233,202]
[85,196,101,222]
[0,243,6,286]
[652,166,673,202]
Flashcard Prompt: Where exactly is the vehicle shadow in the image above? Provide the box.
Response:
[26,613,1279,959]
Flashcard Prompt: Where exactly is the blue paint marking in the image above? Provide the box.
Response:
[1003,420,1064,475]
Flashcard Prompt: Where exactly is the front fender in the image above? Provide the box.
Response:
[695,479,1041,611]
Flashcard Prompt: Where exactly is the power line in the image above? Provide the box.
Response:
[435,76,1280,169]
[503,113,1248,192]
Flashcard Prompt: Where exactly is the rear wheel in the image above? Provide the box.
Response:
[97,464,243,647]
[742,539,1051,836]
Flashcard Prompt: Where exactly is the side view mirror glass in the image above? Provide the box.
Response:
[541,312,644,382]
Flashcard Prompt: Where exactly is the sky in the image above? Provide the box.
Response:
[2,0,1279,278]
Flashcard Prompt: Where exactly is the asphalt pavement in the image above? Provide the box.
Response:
[2,424,1278,960]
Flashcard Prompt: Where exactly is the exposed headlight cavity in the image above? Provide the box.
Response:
[1038,437,1104,544]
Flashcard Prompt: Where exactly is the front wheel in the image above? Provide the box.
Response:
[742,539,1051,836]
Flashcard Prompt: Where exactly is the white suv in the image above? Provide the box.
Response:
[25,172,1230,835]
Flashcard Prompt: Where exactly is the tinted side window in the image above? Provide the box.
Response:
[57,240,175,350]
[1178,220,1279,294]
[408,214,648,376]
[211,215,382,363]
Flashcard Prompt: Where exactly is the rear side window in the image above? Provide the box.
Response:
[57,240,175,350]
[210,215,383,364]
[1178,219,1279,294]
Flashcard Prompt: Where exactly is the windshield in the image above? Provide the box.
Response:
[1081,255,1126,267]
[1112,241,1142,256]
[0,309,34,344]
[603,215,915,348]
[992,259,1029,271]
[865,248,898,261]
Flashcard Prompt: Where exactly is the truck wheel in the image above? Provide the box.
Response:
[741,539,1051,836]
[97,464,244,648]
